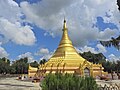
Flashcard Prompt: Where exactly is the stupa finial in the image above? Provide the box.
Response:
[63,17,67,29]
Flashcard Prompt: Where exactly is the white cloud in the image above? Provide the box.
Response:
[0,18,36,45]
[35,48,49,56]
[96,44,107,53]
[8,0,18,7]
[0,0,36,45]
[20,0,120,47]
[80,46,98,54]
[18,52,34,63]
[40,54,52,61]
[0,42,9,58]
[108,54,120,61]
[35,48,53,60]
[98,28,118,41]
[0,47,8,58]
[0,0,21,23]
[77,44,107,54]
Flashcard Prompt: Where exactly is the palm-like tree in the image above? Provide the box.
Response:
[117,0,120,10]
[100,0,120,50]
[100,36,120,50]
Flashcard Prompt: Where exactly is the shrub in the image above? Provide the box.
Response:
[40,73,99,90]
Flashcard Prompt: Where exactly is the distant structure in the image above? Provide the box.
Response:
[28,19,107,78]
[28,64,37,77]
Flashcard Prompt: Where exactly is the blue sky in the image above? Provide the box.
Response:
[0,0,119,62]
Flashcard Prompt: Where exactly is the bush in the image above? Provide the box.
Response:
[40,73,99,90]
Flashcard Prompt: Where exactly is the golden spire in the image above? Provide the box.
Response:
[60,19,72,45]
[52,19,80,58]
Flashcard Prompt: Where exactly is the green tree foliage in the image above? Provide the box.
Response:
[11,57,29,74]
[39,59,46,65]
[102,60,120,79]
[102,61,113,73]
[0,57,47,74]
[0,57,11,74]
[115,60,120,78]
[41,73,99,90]
[115,60,120,72]
[80,51,106,64]
[117,0,120,10]
[30,61,39,68]
[100,36,120,50]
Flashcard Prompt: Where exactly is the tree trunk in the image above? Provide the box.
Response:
[111,71,114,80]
[116,70,120,79]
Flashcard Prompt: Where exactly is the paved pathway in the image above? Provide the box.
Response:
[0,77,41,90]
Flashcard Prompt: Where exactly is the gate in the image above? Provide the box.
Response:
[84,67,90,77]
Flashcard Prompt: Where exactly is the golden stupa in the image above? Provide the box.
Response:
[28,19,107,78]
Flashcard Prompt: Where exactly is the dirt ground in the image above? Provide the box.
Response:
[0,77,41,90]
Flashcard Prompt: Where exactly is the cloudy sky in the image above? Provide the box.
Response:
[0,0,120,62]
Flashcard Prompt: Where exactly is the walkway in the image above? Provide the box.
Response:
[0,77,41,90]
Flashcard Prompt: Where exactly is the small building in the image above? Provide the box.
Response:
[28,64,37,78]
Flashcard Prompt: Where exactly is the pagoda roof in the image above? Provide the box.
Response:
[46,19,86,65]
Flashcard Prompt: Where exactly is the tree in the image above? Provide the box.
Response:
[30,61,39,68]
[102,61,113,79]
[80,51,106,64]
[117,0,120,10]
[11,57,29,74]
[41,73,99,90]
[115,60,120,73]
[0,57,11,74]
[40,59,47,65]
[115,60,120,79]
[100,36,120,50]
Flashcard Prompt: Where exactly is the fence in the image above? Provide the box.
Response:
[99,84,120,90]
